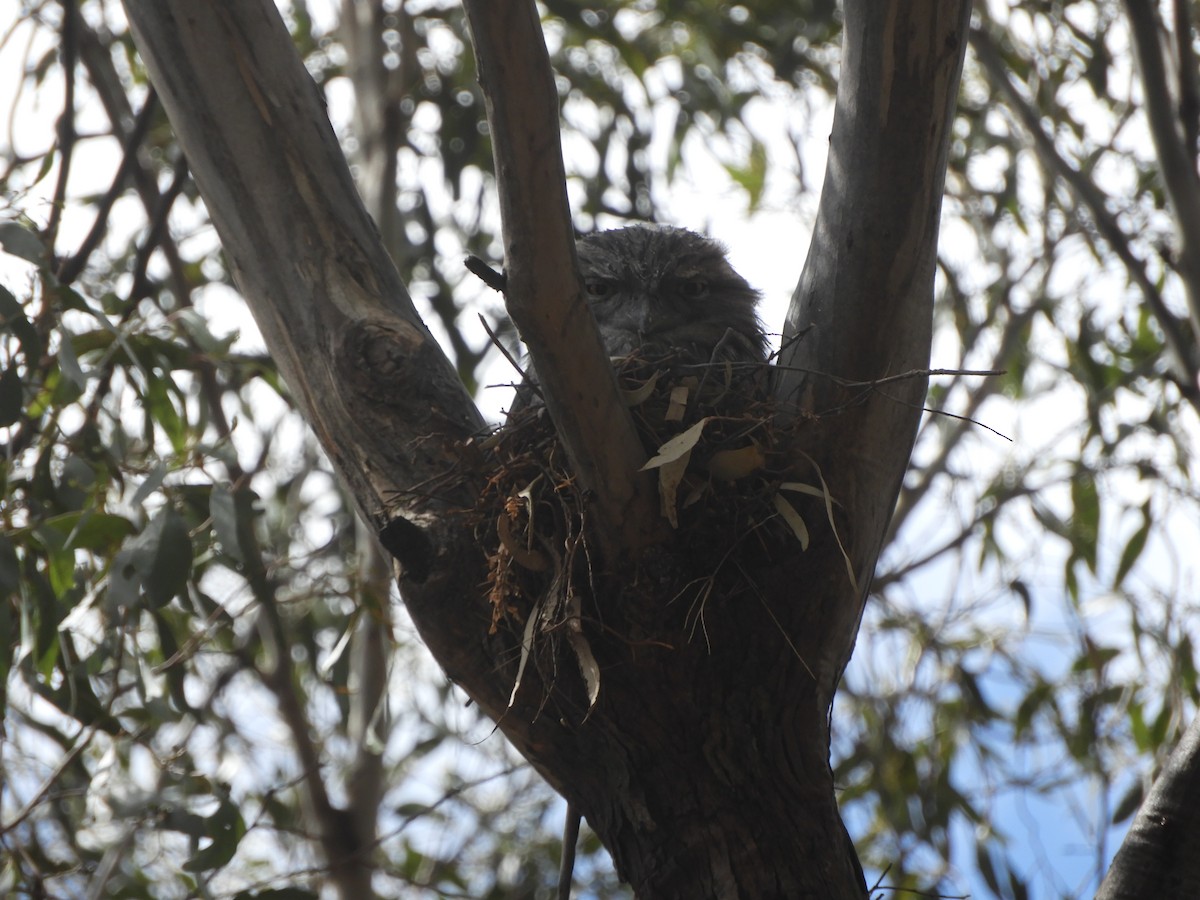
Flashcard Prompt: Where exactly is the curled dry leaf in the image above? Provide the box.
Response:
[508,605,540,709]
[496,513,549,571]
[657,452,691,528]
[779,481,832,502]
[565,591,601,710]
[794,451,858,593]
[665,384,690,422]
[772,493,810,550]
[640,417,711,470]
[621,369,663,407]
[641,418,711,528]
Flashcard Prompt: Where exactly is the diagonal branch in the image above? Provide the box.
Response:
[1097,708,1200,899]
[121,0,486,550]
[461,0,663,555]
[971,26,1200,406]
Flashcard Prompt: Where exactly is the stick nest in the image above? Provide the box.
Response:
[462,353,821,711]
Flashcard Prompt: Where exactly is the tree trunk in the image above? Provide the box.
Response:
[120,1,971,896]
[1096,710,1200,900]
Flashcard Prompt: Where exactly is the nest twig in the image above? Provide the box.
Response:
[464,351,823,712]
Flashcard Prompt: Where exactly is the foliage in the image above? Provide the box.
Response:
[1,0,1198,897]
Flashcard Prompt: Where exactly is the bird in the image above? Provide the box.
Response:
[575,225,768,367]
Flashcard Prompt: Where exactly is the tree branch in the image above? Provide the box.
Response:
[1097,709,1200,899]
[1123,1,1200,344]
[121,0,486,549]
[776,0,973,690]
[1172,0,1200,163]
[971,26,1200,406]
[56,90,158,286]
[461,0,663,554]
[119,0,524,792]
[345,523,391,858]
[45,0,78,253]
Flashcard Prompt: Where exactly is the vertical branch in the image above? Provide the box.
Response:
[339,0,405,252]
[247,521,376,899]
[345,521,391,859]
[775,0,972,683]
[1173,0,1200,162]
[1124,1,1200,343]
[460,0,663,554]
[45,0,78,251]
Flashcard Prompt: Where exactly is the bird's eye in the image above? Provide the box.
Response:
[680,280,708,299]
[585,280,615,300]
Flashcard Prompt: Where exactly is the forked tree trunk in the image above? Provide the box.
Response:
[122,1,971,896]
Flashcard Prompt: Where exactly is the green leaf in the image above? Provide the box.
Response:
[182,797,245,872]
[31,148,56,186]
[975,843,1001,896]
[40,511,135,554]
[724,138,768,212]
[1071,645,1119,674]
[1014,680,1050,738]
[1111,778,1144,823]
[1113,501,1151,587]
[1070,473,1100,573]
[1129,699,1150,752]
[0,364,22,426]
[0,222,46,265]
[108,507,193,610]
[210,485,259,566]
[57,331,88,391]
[0,285,41,360]
[145,507,193,606]
[145,373,188,454]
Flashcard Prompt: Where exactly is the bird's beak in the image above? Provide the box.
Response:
[636,295,664,334]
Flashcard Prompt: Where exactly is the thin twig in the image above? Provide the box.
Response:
[971,25,1200,406]
[44,0,78,252]
[57,89,158,285]
[478,312,529,382]
[557,802,580,900]
[1123,1,1200,341]
[769,364,1005,388]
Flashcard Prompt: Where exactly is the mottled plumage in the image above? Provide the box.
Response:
[576,226,767,365]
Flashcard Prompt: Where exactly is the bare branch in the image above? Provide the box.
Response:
[1123,1,1200,342]
[777,0,973,686]
[1173,0,1200,161]
[461,0,663,554]
[345,523,392,857]
[45,0,78,252]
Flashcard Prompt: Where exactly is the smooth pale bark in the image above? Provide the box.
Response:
[122,1,973,897]
[776,0,973,703]
[1097,711,1200,899]
[462,0,663,554]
